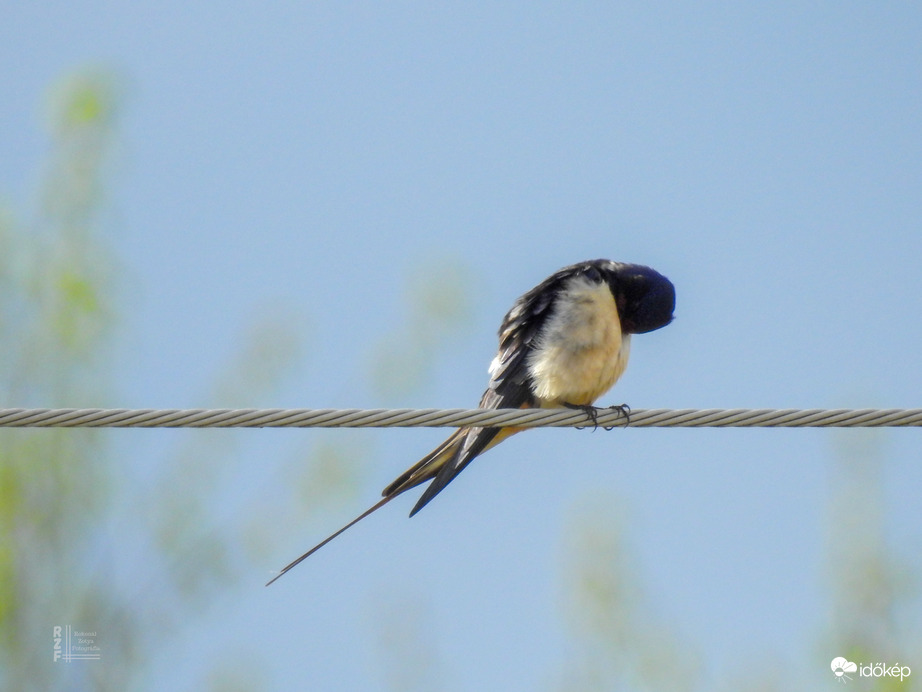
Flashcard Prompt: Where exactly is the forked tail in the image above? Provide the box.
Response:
[265,494,395,586]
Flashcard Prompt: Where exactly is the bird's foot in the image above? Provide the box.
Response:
[564,402,631,431]
[605,403,631,429]
[563,402,599,430]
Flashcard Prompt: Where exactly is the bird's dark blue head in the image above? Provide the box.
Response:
[607,263,675,334]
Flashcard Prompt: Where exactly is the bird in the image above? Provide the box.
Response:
[267,259,675,585]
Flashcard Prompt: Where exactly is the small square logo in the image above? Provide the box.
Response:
[53,625,101,662]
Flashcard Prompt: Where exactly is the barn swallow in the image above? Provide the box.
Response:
[267,259,675,585]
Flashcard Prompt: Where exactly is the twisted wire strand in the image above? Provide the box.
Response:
[0,407,919,428]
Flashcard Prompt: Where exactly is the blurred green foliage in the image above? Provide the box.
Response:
[0,68,315,691]
[551,430,918,692]
[555,499,698,692]
[825,430,918,692]
[2,67,915,692]
[0,69,123,690]
[370,260,472,401]
[0,67,474,691]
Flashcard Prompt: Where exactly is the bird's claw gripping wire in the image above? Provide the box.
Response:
[565,403,631,431]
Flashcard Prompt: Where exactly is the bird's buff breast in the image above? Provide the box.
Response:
[526,277,631,406]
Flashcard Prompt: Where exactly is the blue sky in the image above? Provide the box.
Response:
[3,2,921,690]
